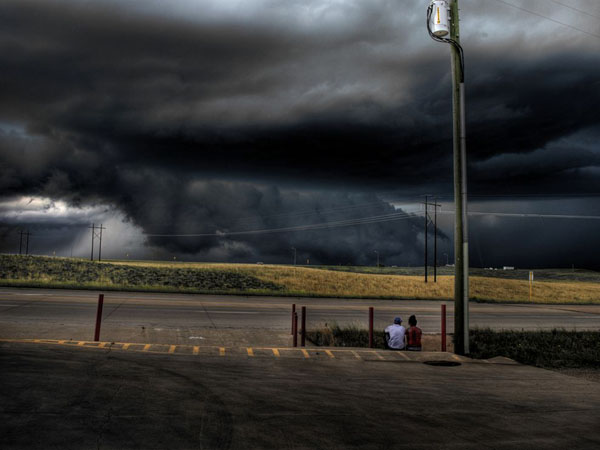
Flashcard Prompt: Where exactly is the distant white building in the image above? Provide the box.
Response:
[503,266,515,270]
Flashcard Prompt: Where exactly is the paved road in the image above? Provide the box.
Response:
[1,341,599,449]
[1,288,599,346]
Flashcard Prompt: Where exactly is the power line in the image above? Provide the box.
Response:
[439,210,600,220]
[488,0,600,40]
[144,209,421,238]
[549,0,600,21]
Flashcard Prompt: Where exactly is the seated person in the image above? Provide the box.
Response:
[384,317,406,350]
[405,315,422,351]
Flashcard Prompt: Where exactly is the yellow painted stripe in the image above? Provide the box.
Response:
[219,347,226,356]
[372,351,385,361]
[193,346,199,355]
[58,340,66,344]
[168,345,176,354]
[301,349,309,358]
[98,342,106,348]
[246,347,254,357]
[122,343,131,350]
[325,350,335,359]
[143,344,151,352]
[77,341,86,346]
[394,351,410,360]
[351,350,361,359]
[272,348,280,357]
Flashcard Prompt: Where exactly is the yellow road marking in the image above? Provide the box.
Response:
[193,346,199,355]
[168,345,176,354]
[143,344,151,352]
[272,348,280,357]
[98,342,106,348]
[325,350,335,359]
[58,340,66,344]
[394,351,410,360]
[372,351,385,360]
[246,347,254,357]
[219,347,226,356]
[351,350,361,359]
[301,349,309,358]
[122,343,130,350]
[77,341,85,346]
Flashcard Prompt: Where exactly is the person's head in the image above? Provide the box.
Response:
[394,317,402,325]
[408,315,417,327]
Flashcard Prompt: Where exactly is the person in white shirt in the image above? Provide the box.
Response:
[384,317,406,350]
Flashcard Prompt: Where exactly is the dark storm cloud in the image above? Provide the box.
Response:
[1,0,599,265]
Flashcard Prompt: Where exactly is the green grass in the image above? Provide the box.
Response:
[469,329,600,369]
[312,265,600,283]
[0,254,283,293]
[307,324,600,370]
[306,323,388,348]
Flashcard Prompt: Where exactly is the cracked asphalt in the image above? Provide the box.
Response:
[1,341,599,450]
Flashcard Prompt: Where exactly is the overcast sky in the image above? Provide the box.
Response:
[1,0,599,267]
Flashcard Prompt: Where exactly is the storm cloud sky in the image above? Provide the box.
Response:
[1,0,600,267]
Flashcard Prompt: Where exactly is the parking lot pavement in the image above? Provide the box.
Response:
[1,341,599,450]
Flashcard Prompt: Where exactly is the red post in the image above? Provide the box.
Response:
[301,306,306,347]
[94,294,104,342]
[293,312,298,347]
[368,307,374,348]
[291,303,296,335]
[441,304,447,352]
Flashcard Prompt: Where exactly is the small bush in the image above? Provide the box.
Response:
[307,324,387,349]
[469,328,600,369]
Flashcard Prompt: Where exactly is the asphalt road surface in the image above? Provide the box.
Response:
[1,288,599,346]
[1,341,599,450]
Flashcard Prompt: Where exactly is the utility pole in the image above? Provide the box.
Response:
[291,247,297,266]
[424,196,428,283]
[374,250,379,267]
[98,224,105,261]
[25,230,31,255]
[432,199,441,283]
[89,224,95,261]
[19,230,23,255]
[427,0,469,354]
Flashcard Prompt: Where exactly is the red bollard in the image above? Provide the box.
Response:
[368,307,374,348]
[293,312,298,347]
[301,306,306,347]
[291,303,296,335]
[441,304,447,352]
[94,294,104,342]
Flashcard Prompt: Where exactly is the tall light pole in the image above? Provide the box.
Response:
[374,250,379,267]
[427,0,469,354]
[291,247,297,266]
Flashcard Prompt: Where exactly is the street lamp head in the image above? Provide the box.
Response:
[429,1,449,37]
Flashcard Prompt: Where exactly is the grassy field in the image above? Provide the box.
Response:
[468,329,600,369]
[306,325,600,370]
[313,265,600,282]
[1,254,600,304]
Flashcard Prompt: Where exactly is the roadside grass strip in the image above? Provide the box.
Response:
[0,338,489,364]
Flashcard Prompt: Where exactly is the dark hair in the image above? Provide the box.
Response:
[408,315,417,326]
